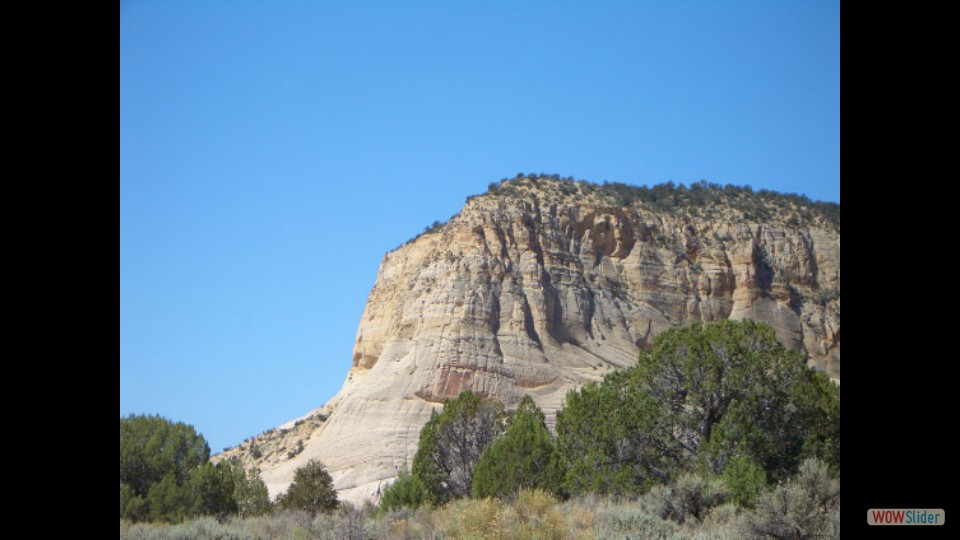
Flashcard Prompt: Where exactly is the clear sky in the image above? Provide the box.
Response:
[120,0,840,453]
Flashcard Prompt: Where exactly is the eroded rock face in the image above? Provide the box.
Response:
[219,179,840,504]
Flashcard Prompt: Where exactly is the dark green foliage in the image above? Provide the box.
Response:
[120,483,147,522]
[117,472,841,539]
[423,220,445,235]
[557,321,840,498]
[412,391,505,503]
[277,459,339,515]
[803,375,841,475]
[120,414,273,523]
[379,468,429,511]
[556,371,669,497]
[120,414,210,499]
[399,219,450,249]
[139,462,241,523]
[145,472,191,523]
[474,175,840,230]
[638,320,839,481]
[423,173,839,262]
[472,396,565,499]
[120,414,213,522]
[185,462,238,519]
[227,461,272,517]
[722,456,767,508]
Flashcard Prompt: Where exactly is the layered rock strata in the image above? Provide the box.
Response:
[217,178,840,504]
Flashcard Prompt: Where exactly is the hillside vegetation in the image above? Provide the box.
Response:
[404,174,839,249]
[121,321,839,538]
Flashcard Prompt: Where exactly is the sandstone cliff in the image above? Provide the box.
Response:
[217,177,840,504]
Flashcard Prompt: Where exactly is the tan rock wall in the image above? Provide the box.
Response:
[220,184,840,505]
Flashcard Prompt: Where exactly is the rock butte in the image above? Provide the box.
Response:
[215,178,840,505]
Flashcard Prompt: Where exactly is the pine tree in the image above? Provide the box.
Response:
[277,459,339,515]
[411,391,505,503]
[120,414,211,522]
[472,396,565,499]
[557,320,840,496]
[226,461,272,517]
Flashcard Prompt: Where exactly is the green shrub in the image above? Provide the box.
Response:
[118,472,839,540]
[120,413,210,520]
[184,462,238,519]
[277,459,339,515]
[146,472,191,523]
[226,461,272,517]
[468,176,839,231]
[120,484,147,523]
[119,414,256,524]
[412,391,505,503]
[473,396,565,499]
[379,468,429,512]
[558,321,840,498]
[722,456,767,508]
[556,374,664,497]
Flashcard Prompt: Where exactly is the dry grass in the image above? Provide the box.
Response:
[121,496,715,539]
[120,466,839,539]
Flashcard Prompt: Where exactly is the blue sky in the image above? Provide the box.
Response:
[120,0,839,453]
